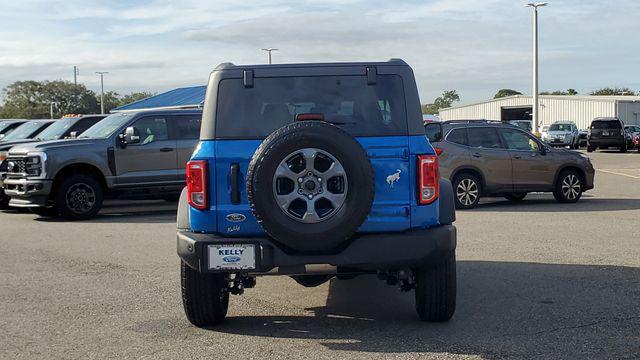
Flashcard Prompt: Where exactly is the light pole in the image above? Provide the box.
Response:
[261,48,278,64]
[526,2,547,136]
[95,71,109,114]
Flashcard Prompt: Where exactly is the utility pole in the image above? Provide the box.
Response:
[261,48,278,64]
[73,66,79,85]
[95,71,109,114]
[526,2,547,136]
[50,102,54,119]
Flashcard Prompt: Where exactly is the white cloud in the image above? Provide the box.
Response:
[0,0,639,103]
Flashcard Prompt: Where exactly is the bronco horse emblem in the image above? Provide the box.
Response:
[386,169,401,187]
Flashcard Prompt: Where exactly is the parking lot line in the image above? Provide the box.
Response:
[596,169,640,179]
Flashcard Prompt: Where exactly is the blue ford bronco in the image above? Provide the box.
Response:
[177,59,457,326]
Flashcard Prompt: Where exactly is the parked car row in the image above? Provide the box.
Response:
[0,110,201,218]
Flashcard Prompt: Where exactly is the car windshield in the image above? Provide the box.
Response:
[550,124,572,131]
[0,121,19,133]
[591,120,621,129]
[79,113,134,139]
[1,121,46,141]
[34,118,78,141]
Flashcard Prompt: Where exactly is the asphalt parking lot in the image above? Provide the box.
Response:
[1,150,639,360]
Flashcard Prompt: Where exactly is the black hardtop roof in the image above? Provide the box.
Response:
[214,58,408,71]
[593,117,620,121]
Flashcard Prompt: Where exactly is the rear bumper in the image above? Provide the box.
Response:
[587,138,624,147]
[584,167,595,191]
[3,177,53,207]
[178,225,457,274]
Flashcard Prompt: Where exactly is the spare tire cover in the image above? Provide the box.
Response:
[246,120,374,252]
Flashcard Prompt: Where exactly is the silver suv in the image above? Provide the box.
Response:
[3,110,201,220]
[424,120,595,209]
[543,121,580,149]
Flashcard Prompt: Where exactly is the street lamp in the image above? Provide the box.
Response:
[95,71,109,114]
[261,48,278,64]
[526,2,547,136]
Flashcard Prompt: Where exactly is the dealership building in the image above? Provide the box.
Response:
[438,95,640,130]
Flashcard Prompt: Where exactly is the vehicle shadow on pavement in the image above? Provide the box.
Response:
[473,196,640,212]
[212,261,640,358]
[32,200,177,224]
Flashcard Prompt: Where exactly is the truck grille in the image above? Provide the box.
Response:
[5,157,27,176]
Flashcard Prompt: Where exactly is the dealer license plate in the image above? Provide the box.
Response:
[208,244,256,270]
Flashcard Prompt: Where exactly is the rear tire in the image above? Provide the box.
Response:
[620,143,627,153]
[587,146,595,153]
[415,251,456,322]
[504,192,527,202]
[553,170,583,203]
[53,174,103,220]
[181,261,229,327]
[452,173,481,209]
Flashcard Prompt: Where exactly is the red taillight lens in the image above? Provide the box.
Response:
[418,155,439,205]
[186,160,207,210]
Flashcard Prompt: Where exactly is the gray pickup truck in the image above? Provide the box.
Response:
[3,109,201,220]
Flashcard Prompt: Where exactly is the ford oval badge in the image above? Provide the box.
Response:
[222,256,241,263]
[226,213,246,222]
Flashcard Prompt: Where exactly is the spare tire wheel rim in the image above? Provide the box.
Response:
[273,148,347,223]
[65,183,96,214]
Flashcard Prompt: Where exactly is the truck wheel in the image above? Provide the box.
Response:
[181,261,229,327]
[53,174,104,220]
[504,192,527,202]
[620,143,627,153]
[553,170,583,203]
[247,120,374,252]
[414,251,456,322]
[587,146,595,153]
[452,173,481,209]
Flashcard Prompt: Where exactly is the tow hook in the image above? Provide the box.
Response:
[377,269,415,292]
[227,274,256,295]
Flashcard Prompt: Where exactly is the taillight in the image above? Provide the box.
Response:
[186,160,207,210]
[418,155,439,204]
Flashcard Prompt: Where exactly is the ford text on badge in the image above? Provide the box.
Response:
[225,213,246,222]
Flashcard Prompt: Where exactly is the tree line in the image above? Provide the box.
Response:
[0,80,155,119]
[422,87,639,114]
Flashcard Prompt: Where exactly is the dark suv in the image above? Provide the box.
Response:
[177,60,457,326]
[425,120,595,209]
[587,117,627,152]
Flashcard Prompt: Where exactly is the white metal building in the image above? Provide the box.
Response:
[439,95,640,129]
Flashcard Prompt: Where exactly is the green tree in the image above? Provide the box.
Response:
[590,87,637,96]
[99,91,121,113]
[119,91,155,106]
[540,88,579,95]
[422,90,460,114]
[493,89,522,99]
[0,80,99,118]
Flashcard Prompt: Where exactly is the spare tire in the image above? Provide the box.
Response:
[247,120,374,253]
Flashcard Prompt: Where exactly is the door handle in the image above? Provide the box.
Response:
[160,147,174,152]
[230,163,241,204]
[472,152,482,158]
[512,155,522,159]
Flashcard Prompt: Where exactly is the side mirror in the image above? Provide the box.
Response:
[69,131,78,139]
[540,146,550,155]
[124,126,140,145]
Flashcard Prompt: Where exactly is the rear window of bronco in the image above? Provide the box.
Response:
[215,75,407,138]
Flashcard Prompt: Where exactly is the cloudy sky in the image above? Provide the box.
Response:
[0,0,638,104]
